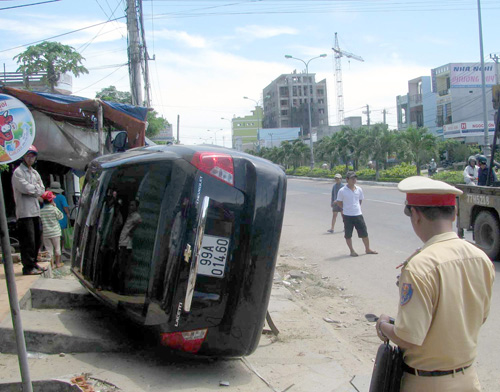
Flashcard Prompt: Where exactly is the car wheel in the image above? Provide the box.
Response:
[474,211,500,260]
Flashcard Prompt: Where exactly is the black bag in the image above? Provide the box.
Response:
[369,342,404,392]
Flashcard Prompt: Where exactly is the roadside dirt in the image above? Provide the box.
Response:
[269,246,382,380]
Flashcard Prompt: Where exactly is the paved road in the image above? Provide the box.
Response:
[281,178,500,391]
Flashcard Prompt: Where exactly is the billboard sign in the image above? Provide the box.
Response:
[0,94,35,163]
[443,121,495,139]
[450,63,497,88]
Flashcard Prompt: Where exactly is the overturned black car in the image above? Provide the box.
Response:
[71,145,286,357]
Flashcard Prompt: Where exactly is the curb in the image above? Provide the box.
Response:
[286,175,399,187]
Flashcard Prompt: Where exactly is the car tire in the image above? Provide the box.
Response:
[474,211,500,260]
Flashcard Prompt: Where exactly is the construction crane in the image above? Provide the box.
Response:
[332,32,364,125]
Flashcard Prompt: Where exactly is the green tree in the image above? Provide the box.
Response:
[398,126,436,175]
[14,41,88,92]
[362,124,397,180]
[146,110,169,138]
[96,86,132,104]
[334,128,354,173]
[315,135,339,169]
[347,127,368,171]
[289,139,310,168]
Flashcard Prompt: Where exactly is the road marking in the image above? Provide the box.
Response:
[365,198,403,206]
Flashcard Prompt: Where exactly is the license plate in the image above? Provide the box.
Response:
[197,235,229,278]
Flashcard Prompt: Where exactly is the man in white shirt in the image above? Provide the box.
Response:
[335,171,377,257]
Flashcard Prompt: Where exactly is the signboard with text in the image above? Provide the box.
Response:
[450,63,497,88]
[443,121,495,139]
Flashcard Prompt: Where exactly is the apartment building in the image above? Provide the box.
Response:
[262,71,328,137]
[397,63,497,144]
[396,76,437,135]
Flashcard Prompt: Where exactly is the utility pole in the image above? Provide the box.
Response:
[176,114,180,144]
[477,0,490,157]
[126,0,143,106]
[382,109,387,125]
[363,104,371,127]
[138,0,152,108]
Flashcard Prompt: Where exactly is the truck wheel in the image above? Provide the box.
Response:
[474,211,500,260]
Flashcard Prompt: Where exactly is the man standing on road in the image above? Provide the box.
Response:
[335,171,377,257]
[327,173,344,233]
[375,176,494,391]
[11,145,46,275]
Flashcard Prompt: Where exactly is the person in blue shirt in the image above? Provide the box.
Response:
[49,181,70,230]
[328,173,344,233]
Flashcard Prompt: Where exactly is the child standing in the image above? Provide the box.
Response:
[40,191,64,269]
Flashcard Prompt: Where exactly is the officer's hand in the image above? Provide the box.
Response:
[376,314,391,342]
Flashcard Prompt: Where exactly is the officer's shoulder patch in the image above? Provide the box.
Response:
[400,283,413,306]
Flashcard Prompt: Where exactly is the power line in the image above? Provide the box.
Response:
[0,0,60,11]
[0,16,126,54]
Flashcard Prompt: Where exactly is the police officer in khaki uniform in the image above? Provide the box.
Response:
[375,176,495,391]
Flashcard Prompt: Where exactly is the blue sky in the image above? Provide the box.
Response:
[0,0,499,146]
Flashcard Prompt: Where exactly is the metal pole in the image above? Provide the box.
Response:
[305,61,314,169]
[97,102,104,156]
[477,0,491,157]
[0,181,33,392]
[176,114,180,144]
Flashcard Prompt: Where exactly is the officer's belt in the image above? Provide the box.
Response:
[403,362,471,377]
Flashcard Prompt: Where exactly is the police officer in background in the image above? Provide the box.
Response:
[375,176,494,391]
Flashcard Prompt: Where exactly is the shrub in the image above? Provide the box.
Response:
[381,163,417,179]
[310,168,330,178]
[285,168,294,175]
[356,168,376,180]
[294,166,311,176]
[331,165,353,176]
[432,170,464,185]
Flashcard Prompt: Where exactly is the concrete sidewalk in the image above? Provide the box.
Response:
[0,259,51,323]
[0,259,371,392]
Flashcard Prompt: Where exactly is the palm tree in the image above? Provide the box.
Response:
[333,129,353,174]
[290,140,310,168]
[279,141,293,169]
[348,127,368,171]
[398,126,436,175]
[315,135,339,168]
[363,123,397,180]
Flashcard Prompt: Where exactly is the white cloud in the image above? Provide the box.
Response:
[154,29,209,49]
[235,25,298,39]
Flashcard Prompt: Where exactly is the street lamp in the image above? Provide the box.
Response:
[285,53,327,169]
[221,117,234,148]
[207,129,220,145]
[243,96,262,152]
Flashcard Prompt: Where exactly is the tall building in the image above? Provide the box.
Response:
[397,63,497,144]
[262,71,328,138]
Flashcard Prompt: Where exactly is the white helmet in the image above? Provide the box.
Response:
[468,155,476,164]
